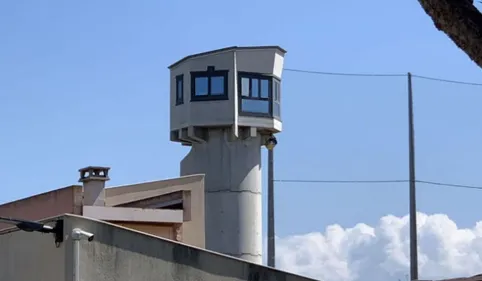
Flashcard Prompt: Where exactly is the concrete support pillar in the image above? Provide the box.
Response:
[180,129,262,263]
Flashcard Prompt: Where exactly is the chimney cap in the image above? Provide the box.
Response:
[78,166,110,182]
[78,166,111,172]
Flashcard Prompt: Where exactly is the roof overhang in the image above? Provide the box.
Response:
[83,206,183,224]
[168,45,287,70]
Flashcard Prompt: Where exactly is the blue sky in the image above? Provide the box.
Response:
[1,0,482,239]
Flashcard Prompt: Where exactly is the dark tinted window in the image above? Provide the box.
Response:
[194,77,209,96]
[191,69,228,101]
[260,79,269,98]
[273,80,281,117]
[238,73,281,118]
[241,77,250,97]
[210,76,225,95]
[242,99,270,114]
[175,75,184,105]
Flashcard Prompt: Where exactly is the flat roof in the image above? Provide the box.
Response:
[168,45,287,69]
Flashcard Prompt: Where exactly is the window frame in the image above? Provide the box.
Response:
[175,74,184,106]
[272,77,281,119]
[238,72,276,118]
[190,67,229,102]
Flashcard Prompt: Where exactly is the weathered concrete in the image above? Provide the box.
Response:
[0,217,68,281]
[1,214,316,281]
[0,185,82,231]
[169,46,286,264]
[0,174,205,248]
[68,214,315,281]
[181,129,263,263]
[105,174,206,248]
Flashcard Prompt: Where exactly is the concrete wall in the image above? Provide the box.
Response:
[181,129,263,263]
[0,218,68,281]
[0,185,82,231]
[170,50,236,131]
[115,222,179,241]
[0,175,204,248]
[105,174,205,248]
[63,214,316,281]
[235,48,284,79]
[169,47,285,137]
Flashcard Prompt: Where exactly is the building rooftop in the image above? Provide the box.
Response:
[0,171,206,248]
[168,45,287,69]
[437,275,482,281]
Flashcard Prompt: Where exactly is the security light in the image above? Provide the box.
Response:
[0,217,64,246]
[265,135,278,150]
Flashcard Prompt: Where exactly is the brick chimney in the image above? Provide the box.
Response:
[78,166,110,206]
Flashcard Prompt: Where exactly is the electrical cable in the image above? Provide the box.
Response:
[283,68,406,77]
[274,179,409,184]
[283,68,482,86]
[411,74,482,86]
[278,67,482,190]
[416,180,482,190]
[274,179,482,190]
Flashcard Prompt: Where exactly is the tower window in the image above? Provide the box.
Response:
[191,67,229,101]
[238,72,280,118]
[175,75,184,105]
[273,79,281,118]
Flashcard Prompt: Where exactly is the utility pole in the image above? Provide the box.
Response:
[267,147,275,268]
[408,72,419,281]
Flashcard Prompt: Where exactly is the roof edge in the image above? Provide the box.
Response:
[106,174,205,190]
[0,185,82,208]
[61,213,319,281]
[168,46,287,70]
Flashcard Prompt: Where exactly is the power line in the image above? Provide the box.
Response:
[274,179,482,190]
[412,74,482,87]
[283,68,482,86]
[274,179,408,184]
[283,68,406,77]
[417,180,482,190]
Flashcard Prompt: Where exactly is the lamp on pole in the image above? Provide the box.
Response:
[265,134,277,268]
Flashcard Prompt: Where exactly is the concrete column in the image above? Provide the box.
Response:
[180,129,262,263]
[78,166,110,206]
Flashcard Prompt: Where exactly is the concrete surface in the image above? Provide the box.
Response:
[1,214,316,281]
[83,206,184,223]
[0,185,82,231]
[0,217,68,281]
[105,174,205,248]
[65,214,316,281]
[169,46,285,140]
[115,222,180,241]
[181,129,263,263]
[0,174,205,248]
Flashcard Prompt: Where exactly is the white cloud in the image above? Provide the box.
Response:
[276,212,482,281]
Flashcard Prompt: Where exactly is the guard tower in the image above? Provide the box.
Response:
[168,46,286,264]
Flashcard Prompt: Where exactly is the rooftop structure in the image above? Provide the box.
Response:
[0,166,205,248]
[169,46,286,263]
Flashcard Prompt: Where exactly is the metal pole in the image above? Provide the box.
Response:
[408,72,418,281]
[267,148,275,267]
[73,239,80,281]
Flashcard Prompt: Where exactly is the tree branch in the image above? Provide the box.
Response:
[417,0,482,68]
